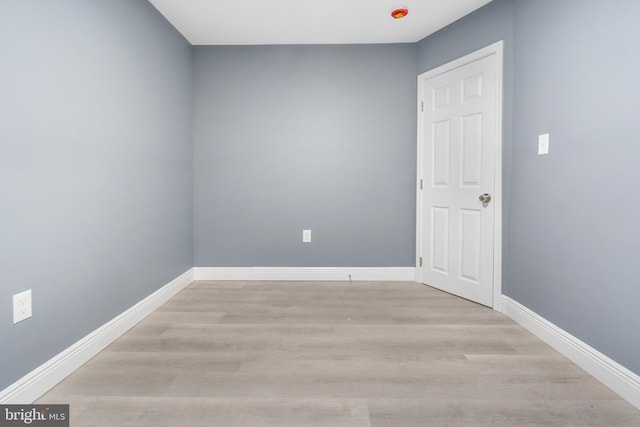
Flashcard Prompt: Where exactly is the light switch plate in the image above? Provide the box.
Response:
[538,133,550,155]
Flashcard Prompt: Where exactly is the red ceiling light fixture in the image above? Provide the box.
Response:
[391,8,409,19]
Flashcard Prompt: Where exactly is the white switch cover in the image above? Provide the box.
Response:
[13,290,32,324]
[538,133,550,155]
[303,229,312,243]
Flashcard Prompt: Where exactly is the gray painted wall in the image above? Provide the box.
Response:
[418,0,640,375]
[509,0,640,375]
[0,0,193,389]
[416,0,514,74]
[193,44,417,267]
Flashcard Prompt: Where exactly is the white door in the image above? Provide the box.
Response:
[417,43,502,308]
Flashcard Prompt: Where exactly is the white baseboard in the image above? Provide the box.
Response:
[501,296,640,409]
[194,267,417,282]
[0,268,195,404]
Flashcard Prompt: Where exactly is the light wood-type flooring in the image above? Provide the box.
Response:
[38,281,640,426]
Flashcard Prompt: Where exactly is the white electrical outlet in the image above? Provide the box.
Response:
[13,290,32,324]
[303,229,312,243]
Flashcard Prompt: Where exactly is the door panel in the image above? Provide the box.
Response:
[432,120,451,186]
[431,207,450,273]
[419,53,498,307]
[461,113,483,186]
[460,208,482,283]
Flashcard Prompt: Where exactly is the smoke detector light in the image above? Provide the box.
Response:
[391,8,409,19]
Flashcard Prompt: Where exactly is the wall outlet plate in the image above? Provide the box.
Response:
[13,289,32,324]
[303,229,312,243]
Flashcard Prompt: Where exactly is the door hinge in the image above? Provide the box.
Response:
[421,101,424,112]
[419,257,423,267]
[419,179,423,190]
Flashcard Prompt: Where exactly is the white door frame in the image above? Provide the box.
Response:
[415,41,504,310]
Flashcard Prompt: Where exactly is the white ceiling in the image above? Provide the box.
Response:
[148,0,493,45]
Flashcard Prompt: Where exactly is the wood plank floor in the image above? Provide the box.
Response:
[38,281,640,426]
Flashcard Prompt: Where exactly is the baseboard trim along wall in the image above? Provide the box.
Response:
[193,267,417,282]
[501,296,640,410]
[0,268,195,404]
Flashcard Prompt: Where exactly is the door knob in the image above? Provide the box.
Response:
[479,193,492,203]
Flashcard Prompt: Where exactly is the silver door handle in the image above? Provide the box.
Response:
[479,193,492,203]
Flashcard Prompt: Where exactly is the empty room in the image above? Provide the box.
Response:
[1,0,639,425]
